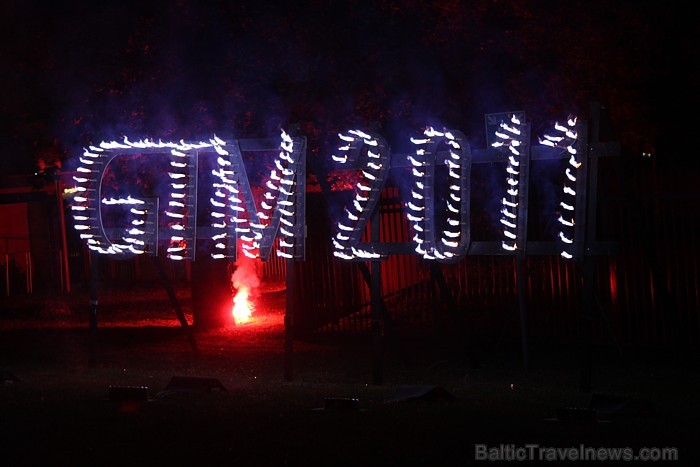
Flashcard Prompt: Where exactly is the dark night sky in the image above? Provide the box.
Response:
[0,0,696,177]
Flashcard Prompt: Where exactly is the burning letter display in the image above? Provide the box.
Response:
[71,115,587,265]
[71,131,306,263]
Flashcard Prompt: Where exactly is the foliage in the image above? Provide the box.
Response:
[0,0,685,177]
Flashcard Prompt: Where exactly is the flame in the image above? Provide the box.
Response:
[232,285,254,324]
[230,241,262,324]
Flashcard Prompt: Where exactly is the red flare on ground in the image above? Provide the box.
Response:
[232,284,253,324]
[231,242,262,324]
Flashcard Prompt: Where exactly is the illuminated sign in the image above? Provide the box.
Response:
[406,127,471,263]
[491,114,527,252]
[208,130,306,261]
[331,129,390,261]
[71,131,306,262]
[71,114,587,264]
[539,116,581,259]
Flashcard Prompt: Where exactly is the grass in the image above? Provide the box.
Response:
[1,282,699,466]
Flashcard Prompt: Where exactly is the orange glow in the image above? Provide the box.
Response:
[230,239,262,325]
[232,285,254,324]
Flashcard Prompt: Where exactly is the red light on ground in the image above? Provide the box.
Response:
[230,244,262,325]
[232,285,254,324]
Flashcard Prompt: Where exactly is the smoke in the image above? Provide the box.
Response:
[231,239,262,299]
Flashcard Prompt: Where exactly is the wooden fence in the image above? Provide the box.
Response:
[59,159,698,348]
[291,162,699,348]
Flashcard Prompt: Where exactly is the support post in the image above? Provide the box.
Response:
[515,254,530,371]
[370,206,383,385]
[88,252,99,367]
[284,257,295,381]
[515,122,531,372]
[579,103,604,392]
[370,258,382,385]
[4,252,9,297]
[430,262,479,367]
[153,256,200,358]
[579,256,595,392]
[56,179,71,293]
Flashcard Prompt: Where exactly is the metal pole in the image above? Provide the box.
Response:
[283,136,306,382]
[579,103,601,393]
[59,250,64,292]
[26,251,32,294]
[153,256,201,358]
[516,254,529,371]
[56,180,71,293]
[370,206,383,385]
[579,256,595,392]
[5,253,9,297]
[370,258,382,384]
[88,251,99,367]
[516,123,531,371]
[430,262,479,367]
[284,257,295,381]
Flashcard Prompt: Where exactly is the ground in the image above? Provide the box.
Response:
[1,281,698,466]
